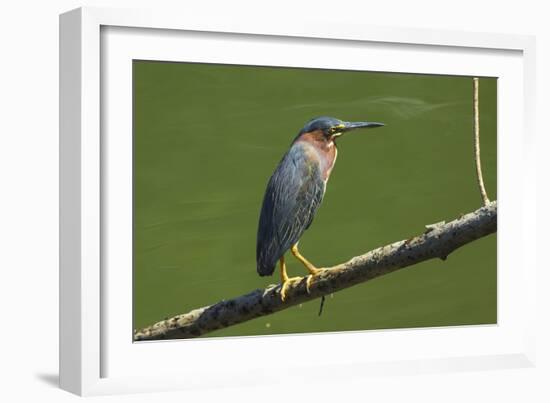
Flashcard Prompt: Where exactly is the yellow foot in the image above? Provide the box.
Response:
[280,276,302,302]
[305,268,326,294]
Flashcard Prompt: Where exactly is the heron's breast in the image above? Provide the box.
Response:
[309,141,337,182]
[296,135,338,182]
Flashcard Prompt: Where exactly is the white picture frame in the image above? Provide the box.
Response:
[59,6,537,396]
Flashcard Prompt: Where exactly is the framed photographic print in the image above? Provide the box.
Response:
[60,6,537,396]
[131,61,498,340]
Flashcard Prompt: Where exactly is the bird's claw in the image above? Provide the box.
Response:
[280,269,326,301]
[279,276,302,302]
[305,268,325,294]
[305,275,314,294]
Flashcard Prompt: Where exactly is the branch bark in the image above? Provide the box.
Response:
[134,201,497,341]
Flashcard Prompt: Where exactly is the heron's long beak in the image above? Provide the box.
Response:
[343,121,385,131]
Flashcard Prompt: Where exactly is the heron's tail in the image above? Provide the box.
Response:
[256,257,276,277]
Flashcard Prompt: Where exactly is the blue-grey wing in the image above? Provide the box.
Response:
[256,143,325,276]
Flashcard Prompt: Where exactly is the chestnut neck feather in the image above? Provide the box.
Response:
[295,130,337,181]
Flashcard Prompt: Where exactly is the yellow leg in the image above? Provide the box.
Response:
[279,256,301,302]
[291,243,324,293]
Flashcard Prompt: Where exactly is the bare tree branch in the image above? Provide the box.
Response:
[473,77,491,206]
[134,201,497,341]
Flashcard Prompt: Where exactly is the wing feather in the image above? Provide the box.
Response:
[256,142,325,276]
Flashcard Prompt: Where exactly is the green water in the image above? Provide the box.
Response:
[133,61,497,338]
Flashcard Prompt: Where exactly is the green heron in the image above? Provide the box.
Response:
[256,116,384,301]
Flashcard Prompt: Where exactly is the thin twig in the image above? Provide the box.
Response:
[134,202,497,341]
[473,77,491,206]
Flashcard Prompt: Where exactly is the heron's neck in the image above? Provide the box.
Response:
[321,141,338,181]
[296,131,338,181]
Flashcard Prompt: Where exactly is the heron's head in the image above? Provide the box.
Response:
[297,116,384,143]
